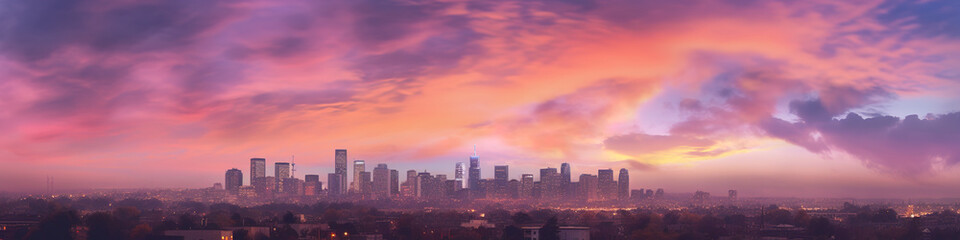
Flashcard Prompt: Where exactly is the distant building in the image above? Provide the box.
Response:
[255,176,276,197]
[560,163,572,198]
[578,174,598,201]
[225,168,243,194]
[455,162,466,189]
[540,168,560,200]
[390,169,400,196]
[359,171,372,198]
[327,173,342,196]
[694,190,710,200]
[250,158,266,183]
[283,178,304,195]
[335,149,348,195]
[275,162,291,192]
[597,169,616,200]
[305,174,321,196]
[352,160,365,192]
[520,174,534,199]
[469,146,481,194]
[655,188,664,198]
[618,168,629,200]
[403,170,418,197]
[494,165,509,198]
[729,190,738,200]
[373,164,390,199]
[631,189,644,200]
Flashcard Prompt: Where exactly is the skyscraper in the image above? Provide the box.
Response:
[468,146,480,192]
[403,169,417,197]
[250,158,266,181]
[455,162,465,189]
[352,160,365,192]
[390,169,400,196]
[560,163,571,184]
[520,174,534,199]
[578,174,598,201]
[225,168,243,194]
[275,162,291,193]
[335,149,347,194]
[540,168,560,200]
[494,165,508,182]
[618,168,629,200]
[560,163,571,197]
[729,190,738,200]
[327,173,342,196]
[373,164,390,199]
[597,169,615,200]
[359,171,372,198]
[305,174,320,196]
[494,165,508,197]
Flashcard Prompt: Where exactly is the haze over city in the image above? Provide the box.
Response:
[2,0,960,199]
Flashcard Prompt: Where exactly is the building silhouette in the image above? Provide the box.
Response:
[468,146,480,194]
[455,162,466,189]
[352,160,365,192]
[390,169,400,196]
[618,168,629,200]
[335,149,348,195]
[275,162,290,193]
[327,173,342,196]
[578,174,598,201]
[520,174,534,199]
[373,164,390,199]
[225,168,243,194]
[540,168,560,200]
[250,158,265,182]
[597,169,616,200]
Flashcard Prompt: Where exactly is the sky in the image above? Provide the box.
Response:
[1,0,959,198]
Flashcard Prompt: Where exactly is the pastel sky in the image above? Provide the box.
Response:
[2,0,960,197]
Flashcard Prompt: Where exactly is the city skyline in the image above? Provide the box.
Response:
[1,0,960,199]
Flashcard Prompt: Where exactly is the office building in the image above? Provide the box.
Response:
[390,169,400,196]
[352,160,366,192]
[494,165,508,198]
[335,149,348,194]
[468,146,480,192]
[578,174,598,201]
[520,174,534,199]
[618,168,629,200]
[373,164,390,199]
[540,167,560,200]
[305,174,320,196]
[560,163,572,197]
[283,178,303,195]
[455,162,466,189]
[655,188,664,198]
[250,158,265,182]
[597,169,616,200]
[729,190,738,200]
[327,173,342,196]
[225,168,242,194]
[359,171,372,198]
[274,162,291,193]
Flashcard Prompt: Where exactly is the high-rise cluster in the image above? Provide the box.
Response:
[221,147,659,202]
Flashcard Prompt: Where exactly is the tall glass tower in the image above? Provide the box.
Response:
[335,149,347,194]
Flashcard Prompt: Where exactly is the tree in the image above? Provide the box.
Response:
[26,209,80,240]
[86,212,124,240]
[512,212,532,225]
[540,216,560,240]
[502,225,524,240]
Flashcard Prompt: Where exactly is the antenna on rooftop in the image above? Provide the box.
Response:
[291,155,296,179]
[473,144,477,157]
